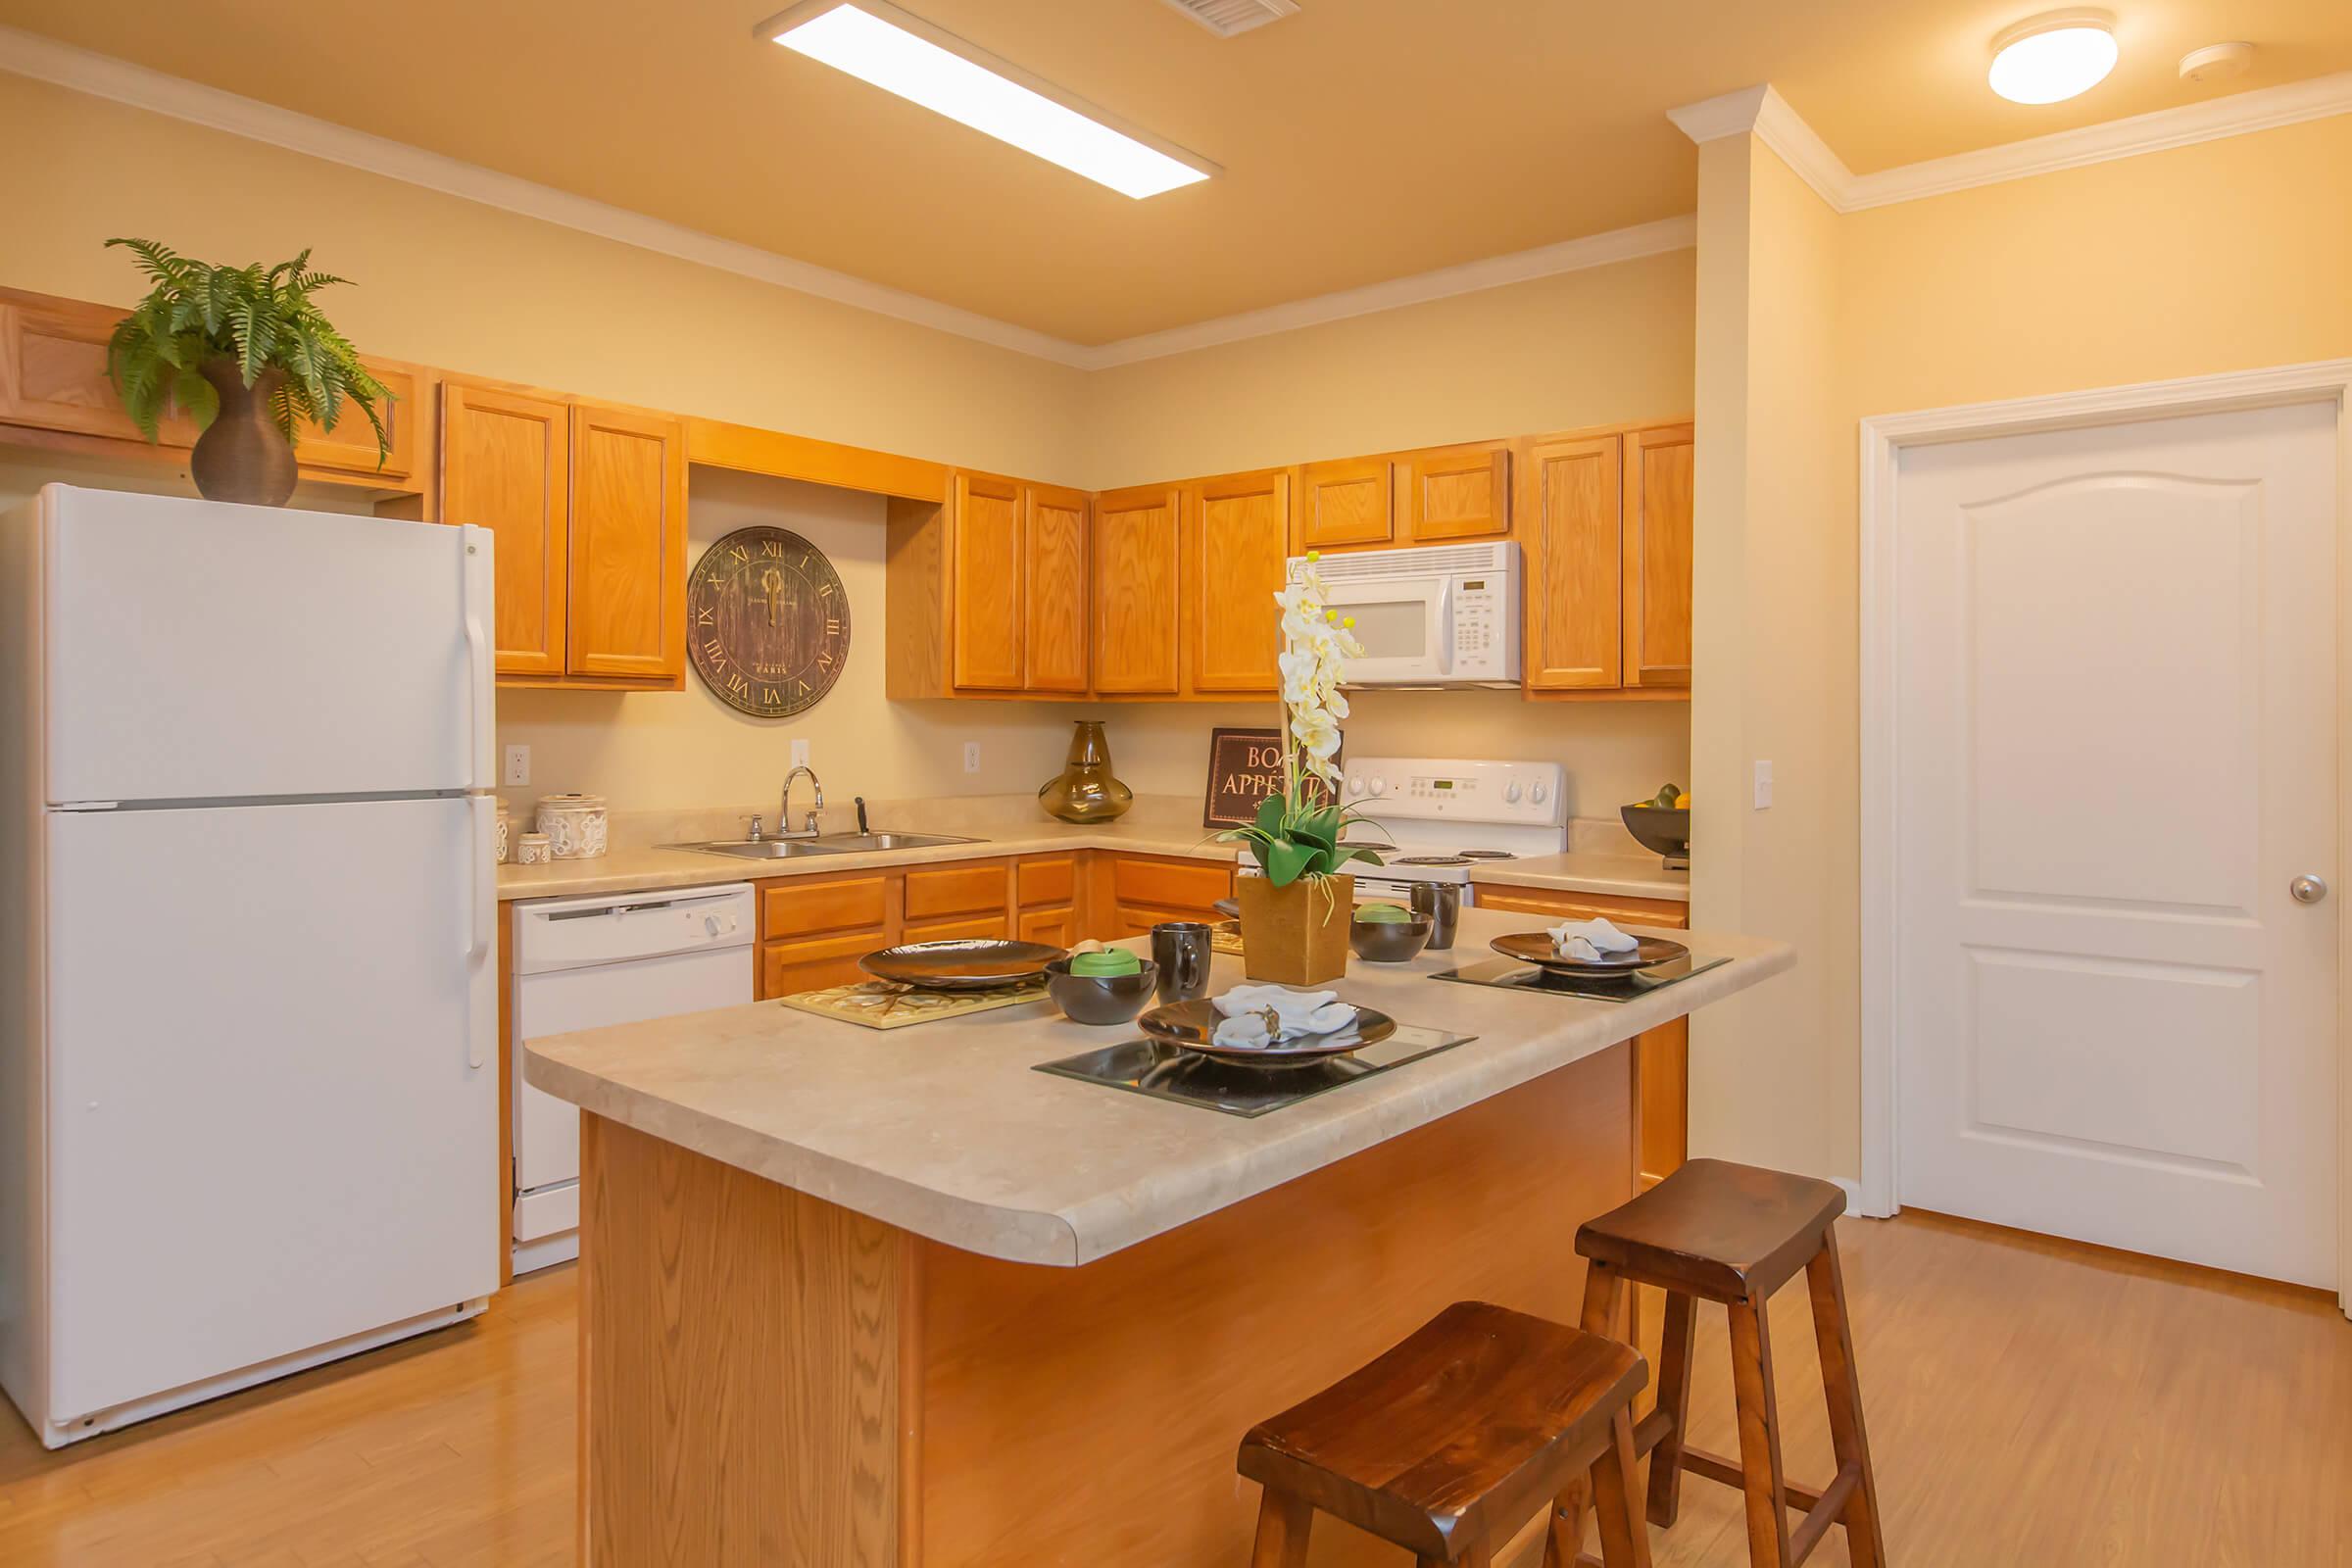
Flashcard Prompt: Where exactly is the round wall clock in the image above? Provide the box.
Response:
[685,526,851,718]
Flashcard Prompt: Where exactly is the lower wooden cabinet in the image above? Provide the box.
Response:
[1475,884,1690,1187]
[758,873,897,996]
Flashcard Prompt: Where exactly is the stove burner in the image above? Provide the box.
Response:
[1457,849,1518,860]
[1395,855,1474,867]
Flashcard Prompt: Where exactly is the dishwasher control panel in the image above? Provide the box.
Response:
[513,883,756,973]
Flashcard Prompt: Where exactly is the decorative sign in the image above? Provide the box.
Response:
[686,526,850,718]
[1203,727,1344,829]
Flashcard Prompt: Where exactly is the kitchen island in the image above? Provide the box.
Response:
[525,909,1791,1567]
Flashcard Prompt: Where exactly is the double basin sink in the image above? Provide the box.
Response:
[665,831,982,861]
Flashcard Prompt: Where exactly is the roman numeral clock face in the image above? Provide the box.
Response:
[685,526,850,718]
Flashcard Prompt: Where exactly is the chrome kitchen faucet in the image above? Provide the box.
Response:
[779,765,825,839]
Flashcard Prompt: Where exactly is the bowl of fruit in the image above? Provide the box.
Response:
[1621,783,1690,868]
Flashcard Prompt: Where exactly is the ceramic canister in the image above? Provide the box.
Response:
[495,803,512,865]
[514,832,552,867]
[536,793,609,859]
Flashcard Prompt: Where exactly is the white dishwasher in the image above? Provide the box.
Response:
[511,883,755,1274]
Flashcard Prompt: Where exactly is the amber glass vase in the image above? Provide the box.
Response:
[1037,720,1134,824]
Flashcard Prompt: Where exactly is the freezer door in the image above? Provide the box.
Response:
[41,486,494,804]
[44,797,497,1422]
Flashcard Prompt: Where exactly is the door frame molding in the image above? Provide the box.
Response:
[1858,358,2352,1311]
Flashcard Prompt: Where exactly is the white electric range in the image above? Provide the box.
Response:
[1339,757,1566,907]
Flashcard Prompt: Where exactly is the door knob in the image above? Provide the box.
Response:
[2290,874,2328,905]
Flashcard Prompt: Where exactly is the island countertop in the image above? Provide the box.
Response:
[525,909,1789,1267]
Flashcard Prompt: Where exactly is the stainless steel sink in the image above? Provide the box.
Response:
[662,839,851,859]
[809,832,982,853]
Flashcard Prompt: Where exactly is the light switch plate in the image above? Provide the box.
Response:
[1752,760,1774,809]
[503,745,530,787]
[790,738,811,770]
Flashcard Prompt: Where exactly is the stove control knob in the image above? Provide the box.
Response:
[1367,776,1387,798]
[1531,781,1550,806]
[1346,774,1362,797]
[1504,781,1524,805]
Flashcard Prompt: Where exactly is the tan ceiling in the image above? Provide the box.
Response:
[4,0,2347,344]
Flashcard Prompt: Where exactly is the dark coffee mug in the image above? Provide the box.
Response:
[1410,882,1462,951]
[1150,921,1213,1003]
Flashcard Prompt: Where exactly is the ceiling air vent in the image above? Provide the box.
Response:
[1155,0,1299,38]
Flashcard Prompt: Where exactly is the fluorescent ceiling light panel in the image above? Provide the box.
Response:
[1988,11,2120,104]
[759,1,1216,199]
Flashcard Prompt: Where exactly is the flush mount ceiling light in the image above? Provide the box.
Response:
[1988,9,2120,104]
[756,0,1217,199]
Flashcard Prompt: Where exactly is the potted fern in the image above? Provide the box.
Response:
[104,238,392,507]
[1219,553,1384,984]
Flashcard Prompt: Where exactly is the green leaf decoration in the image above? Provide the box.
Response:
[100,236,394,466]
[1264,837,1320,888]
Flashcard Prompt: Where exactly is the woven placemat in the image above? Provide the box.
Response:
[776,978,1052,1031]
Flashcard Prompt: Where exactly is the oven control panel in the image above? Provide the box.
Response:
[1340,758,1564,825]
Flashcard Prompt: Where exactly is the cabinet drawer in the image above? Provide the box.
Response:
[762,874,892,939]
[761,929,887,997]
[1110,858,1231,913]
[1016,856,1077,908]
[1474,885,1688,928]
[905,911,1010,945]
[905,862,1009,919]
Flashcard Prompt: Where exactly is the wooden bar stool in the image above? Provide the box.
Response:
[1237,1300,1653,1568]
[1573,1159,1886,1568]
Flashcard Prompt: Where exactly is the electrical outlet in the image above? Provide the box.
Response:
[1752,760,1774,809]
[963,741,982,774]
[503,745,530,787]
[790,738,811,770]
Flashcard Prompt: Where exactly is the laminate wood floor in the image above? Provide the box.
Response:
[2,1211,2346,1566]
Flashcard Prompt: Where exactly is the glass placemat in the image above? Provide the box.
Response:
[1034,1024,1475,1118]
[1428,952,1731,1002]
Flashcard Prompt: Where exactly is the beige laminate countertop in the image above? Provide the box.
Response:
[525,909,1786,1267]
[497,827,1688,905]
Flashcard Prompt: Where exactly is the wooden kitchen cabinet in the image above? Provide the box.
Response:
[952,471,1025,691]
[441,379,570,677]
[566,403,686,681]
[1016,854,1082,948]
[1475,882,1690,1186]
[1622,422,1694,688]
[1396,440,1511,541]
[1094,854,1234,939]
[1294,456,1393,551]
[1520,434,1623,691]
[1023,483,1091,694]
[1090,484,1183,695]
[291,360,425,482]
[758,873,898,998]
[1186,468,1291,695]
[905,861,1013,943]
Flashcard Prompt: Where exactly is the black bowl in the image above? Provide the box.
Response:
[1045,956,1159,1026]
[1620,804,1690,861]
[1348,912,1434,963]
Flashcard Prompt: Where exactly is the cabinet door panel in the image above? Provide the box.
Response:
[568,404,686,680]
[1023,484,1090,693]
[293,361,418,480]
[1019,906,1079,947]
[442,380,569,676]
[1092,485,1182,695]
[1521,436,1622,691]
[1400,441,1511,541]
[761,930,889,998]
[1017,856,1078,908]
[761,875,893,939]
[1188,470,1291,694]
[1295,457,1392,551]
[1111,858,1232,914]
[1622,423,1694,689]
[953,472,1024,691]
[905,911,1011,944]
[905,862,1010,920]
[0,296,197,445]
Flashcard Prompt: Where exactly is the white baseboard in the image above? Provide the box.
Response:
[1831,1176,1863,1217]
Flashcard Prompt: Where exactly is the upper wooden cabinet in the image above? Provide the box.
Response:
[1397,440,1511,541]
[1187,468,1290,695]
[1092,484,1181,695]
[1023,483,1090,694]
[567,404,687,682]
[292,361,423,482]
[1295,456,1393,552]
[442,378,684,689]
[951,471,1025,691]
[1622,423,1694,689]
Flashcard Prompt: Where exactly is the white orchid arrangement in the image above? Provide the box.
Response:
[1219,553,1386,888]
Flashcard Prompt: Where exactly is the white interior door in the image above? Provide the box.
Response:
[45,797,497,1420]
[1893,401,2338,1287]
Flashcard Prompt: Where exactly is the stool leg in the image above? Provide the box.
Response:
[1725,1299,1792,1568]
[1805,1231,1888,1568]
[1248,1488,1311,1568]
[1644,1291,1696,1528]
[1589,1408,1655,1568]
[1551,1257,1624,1554]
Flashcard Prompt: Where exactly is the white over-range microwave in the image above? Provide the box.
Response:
[1290,540,1521,687]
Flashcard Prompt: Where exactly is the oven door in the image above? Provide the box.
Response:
[1319,574,1452,684]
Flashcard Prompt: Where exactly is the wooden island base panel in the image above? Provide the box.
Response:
[579,1047,1634,1568]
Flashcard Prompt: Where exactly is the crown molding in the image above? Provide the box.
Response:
[1675,71,2352,215]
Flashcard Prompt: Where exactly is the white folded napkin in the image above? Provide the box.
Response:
[1549,916,1642,962]
[1208,984,1357,1048]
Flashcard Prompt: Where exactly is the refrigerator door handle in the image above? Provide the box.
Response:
[465,795,495,1069]
[461,529,496,790]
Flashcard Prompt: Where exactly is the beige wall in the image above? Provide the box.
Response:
[1690,112,2352,1188]
[1078,250,1696,487]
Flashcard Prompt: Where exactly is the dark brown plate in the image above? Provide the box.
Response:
[859,939,1067,990]
[1490,930,1690,974]
[1137,998,1397,1068]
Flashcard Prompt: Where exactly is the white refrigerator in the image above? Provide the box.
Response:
[0,485,500,1449]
